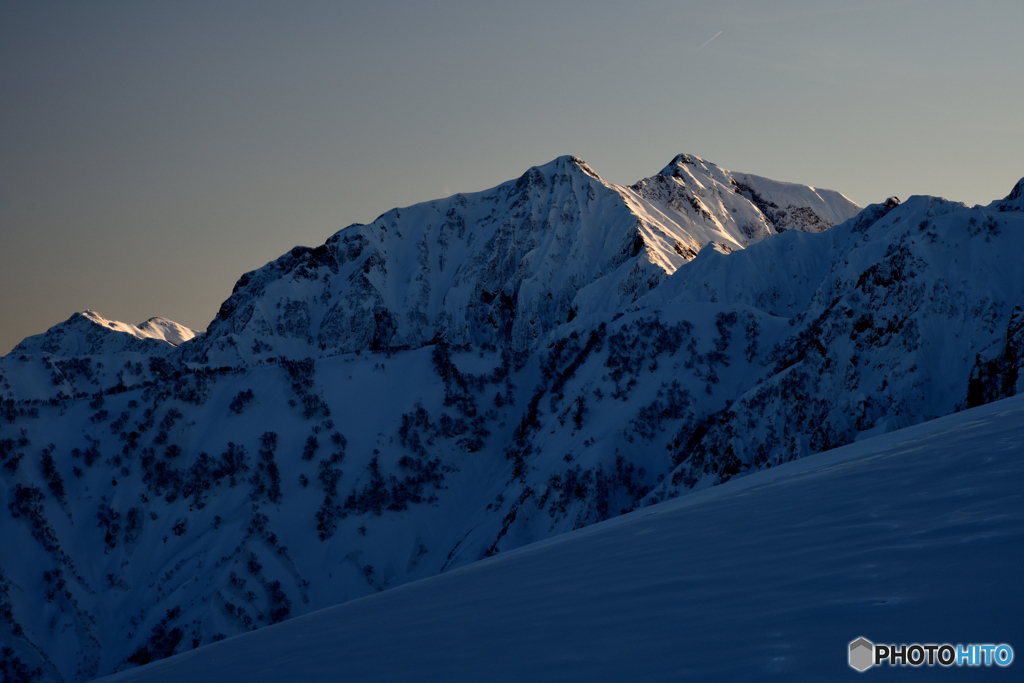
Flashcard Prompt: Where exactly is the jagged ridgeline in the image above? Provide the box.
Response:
[183,154,859,364]
[0,156,1021,681]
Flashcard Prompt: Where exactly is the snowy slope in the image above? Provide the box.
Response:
[625,154,860,259]
[97,393,1024,683]
[134,319,199,348]
[732,170,860,232]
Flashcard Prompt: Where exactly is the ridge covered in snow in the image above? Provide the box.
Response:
[0,312,201,403]
[0,158,1020,682]
[134,318,200,348]
[10,311,199,359]
[184,154,859,365]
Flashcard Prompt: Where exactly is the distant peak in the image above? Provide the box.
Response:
[668,153,701,167]
[549,154,586,167]
[545,155,602,180]
[658,153,712,178]
[78,310,117,327]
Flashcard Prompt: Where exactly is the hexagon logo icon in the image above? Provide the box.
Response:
[849,637,874,672]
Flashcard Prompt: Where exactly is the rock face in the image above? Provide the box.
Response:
[4,154,1023,683]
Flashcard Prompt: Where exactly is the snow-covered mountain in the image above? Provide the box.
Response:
[10,311,198,359]
[184,154,859,365]
[0,312,200,403]
[640,189,1024,497]
[96,392,1024,683]
[0,156,1020,682]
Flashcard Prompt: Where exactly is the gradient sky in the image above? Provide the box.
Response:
[2,1,1022,354]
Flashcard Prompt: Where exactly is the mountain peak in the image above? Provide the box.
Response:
[7,310,198,358]
[186,155,863,365]
[137,317,202,346]
[658,153,713,178]
[529,155,603,182]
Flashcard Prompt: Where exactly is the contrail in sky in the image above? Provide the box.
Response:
[697,30,723,51]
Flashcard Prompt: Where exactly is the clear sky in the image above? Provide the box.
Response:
[2,1,1021,355]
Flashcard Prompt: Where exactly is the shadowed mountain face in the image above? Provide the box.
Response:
[94,393,1024,683]
[1,158,1020,682]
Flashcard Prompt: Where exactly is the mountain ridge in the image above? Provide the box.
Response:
[0,158,1020,682]
[9,311,199,360]
[182,154,859,365]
